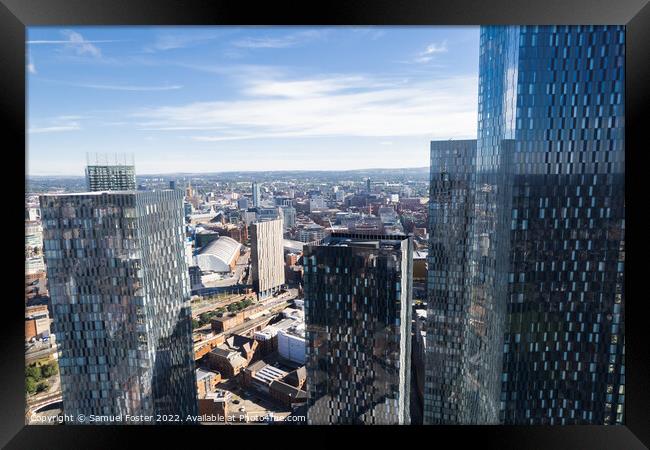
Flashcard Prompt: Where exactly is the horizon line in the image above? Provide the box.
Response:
[27,165,431,178]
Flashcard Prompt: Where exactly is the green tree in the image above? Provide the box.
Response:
[36,381,49,393]
[26,365,42,381]
[25,377,37,395]
[192,319,200,329]
[199,313,211,324]
[41,363,58,378]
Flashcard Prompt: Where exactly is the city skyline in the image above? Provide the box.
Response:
[27,26,479,175]
[24,24,626,428]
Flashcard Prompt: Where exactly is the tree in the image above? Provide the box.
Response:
[192,319,200,329]
[26,365,42,381]
[36,381,49,393]
[199,313,211,324]
[25,377,37,395]
[41,362,58,378]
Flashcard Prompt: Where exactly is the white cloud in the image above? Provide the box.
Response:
[76,83,183,91]
[29,123,81,134]
[27,58,36,74]
[143,31,225,52]
[28,30,119,58]
[132,71,477,142]
[29,116,82,134]
[414,40,448,63]
[232,30,328,49]
[61,30,102,57]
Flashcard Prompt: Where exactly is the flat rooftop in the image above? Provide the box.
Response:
[320,232,409,250]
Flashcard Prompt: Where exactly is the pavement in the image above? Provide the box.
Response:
[26,344,58,364]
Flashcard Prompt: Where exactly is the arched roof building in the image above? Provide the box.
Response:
[194,236,241,273]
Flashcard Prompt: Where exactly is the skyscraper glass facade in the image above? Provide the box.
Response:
[493,25,626,425]
[304,233,413,425]
[85,165,137,192]
[40,189,197,422]
[424,139,477,424]
[425,25,625,425]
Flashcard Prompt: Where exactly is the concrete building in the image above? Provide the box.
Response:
[309,196,325,212]
[277,324,306,365]
[297,223,328,243]
[40,189,197,422]
[25,256,45,275]
[280,206,296,230]
[196,368,222,398]
[251,219,285,298]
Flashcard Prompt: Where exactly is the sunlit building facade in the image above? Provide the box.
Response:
[40,190,198,422]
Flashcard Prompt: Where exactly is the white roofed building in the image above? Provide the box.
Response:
[194,236,241,273]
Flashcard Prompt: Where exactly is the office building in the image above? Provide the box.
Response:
[250,218,285,298]
[85,162,136,192]
[424,25,625,426]
[304,232,413,425]
[297,223,328,243]
[252,181,261,208]
[40,189,198,422]
[280,205,296,230]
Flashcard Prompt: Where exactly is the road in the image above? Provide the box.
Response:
[26,344,58,364]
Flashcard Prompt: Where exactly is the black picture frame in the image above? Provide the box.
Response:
[2,0,648,448]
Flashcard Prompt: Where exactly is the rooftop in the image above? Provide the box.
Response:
[318,232,409,250]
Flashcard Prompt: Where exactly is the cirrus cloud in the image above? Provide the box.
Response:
[132,71,477,142]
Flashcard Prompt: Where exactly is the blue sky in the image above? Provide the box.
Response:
[27,26,479,175]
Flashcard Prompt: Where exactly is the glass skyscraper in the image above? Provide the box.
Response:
[252,181,261,208]
[495,25,625,426]
[40,189,198,423]
[424,139,478,424]
[425,25,625,425]
[304,232,413,425]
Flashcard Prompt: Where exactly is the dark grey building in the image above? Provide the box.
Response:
[304,232,413,424]
[424,139,477,424]
[492,25,626,426]
[40,189,198,422]
[85,164,136,192]
[424,25,625,426]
